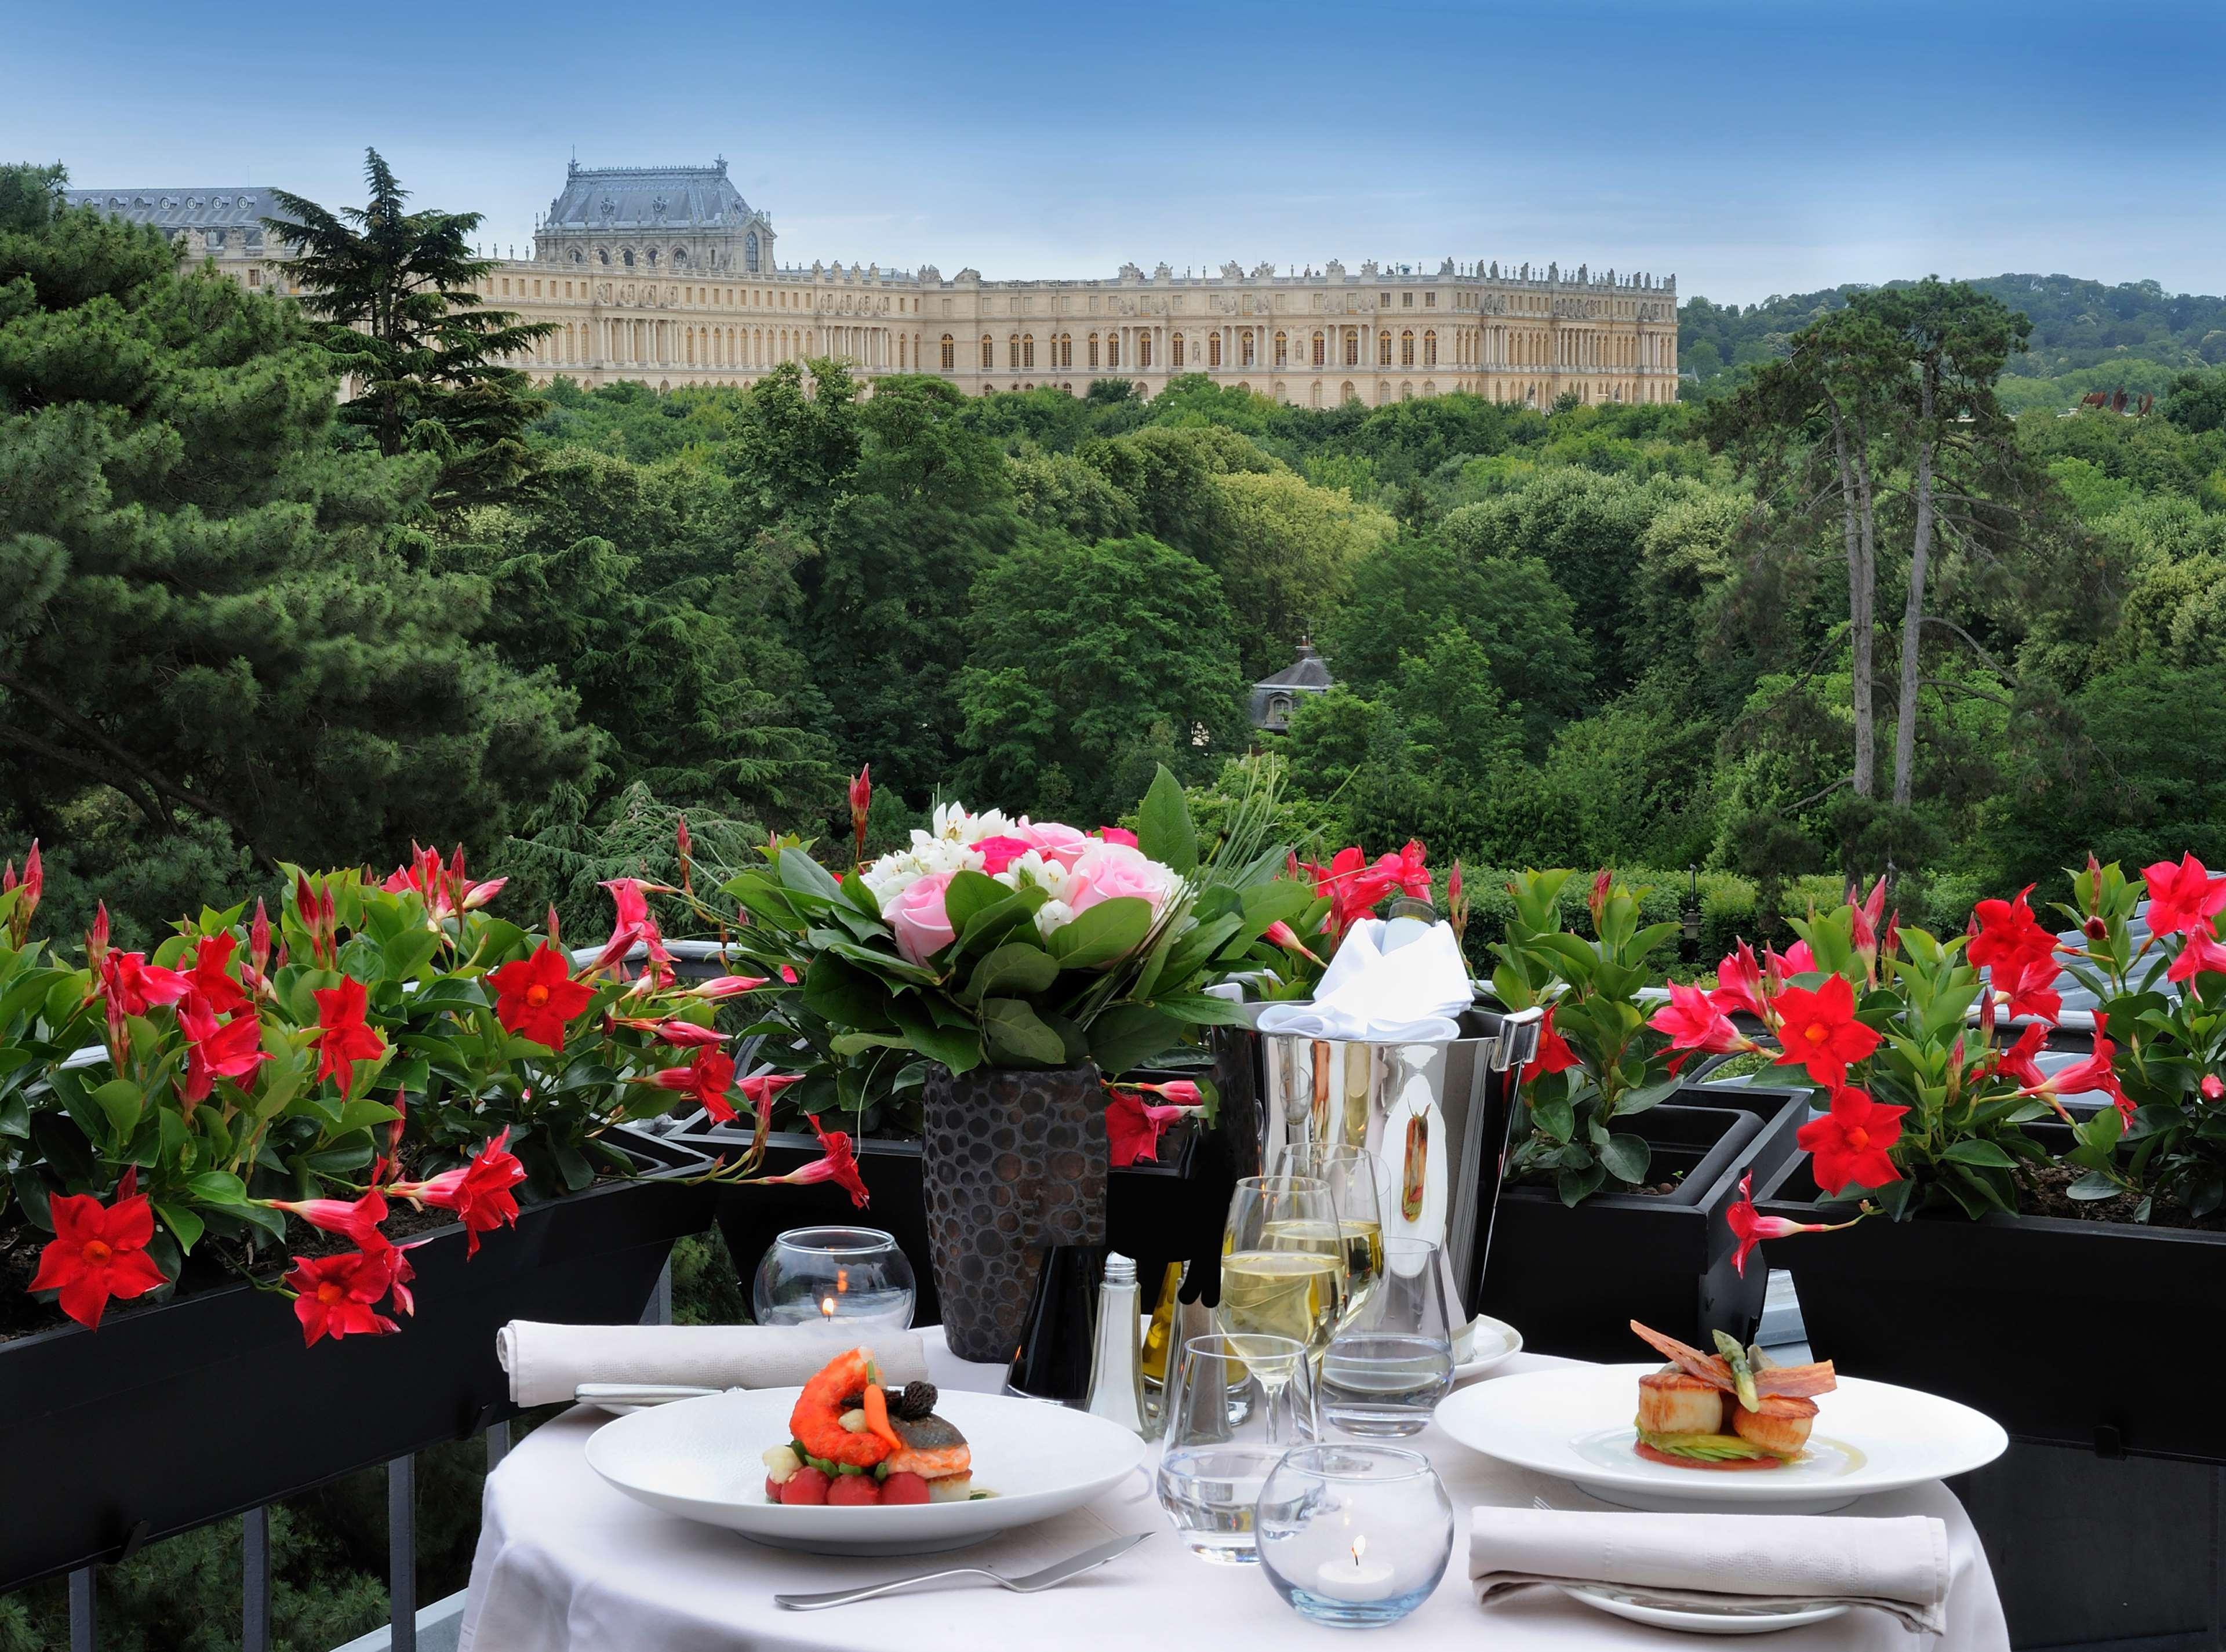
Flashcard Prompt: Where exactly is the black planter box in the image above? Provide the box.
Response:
[0,1129,715,1591]
[1470,1082,1810,1364]
[1757,1144,2226,1464]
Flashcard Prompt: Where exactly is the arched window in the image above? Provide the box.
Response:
[1088,333,1100,369]
[673,248,688,267]
[1023,334,1035,369]
[1208,334,1222,369]
[1138,333,1152,368]
[1344,331,1360,367]
[597,248,610,265]
[1008,333,1020,370]
[569,249,583,264]
[1378,330,1392,367]
[940,333,955,371]
[745,231,759,272]
[1401,330,1415,367]
[980,335,994,370]
[1107,334,1121,368]
[1059,333,1072,367]
[621,248,636,268]
[1424,330,1438,366]
[1274,332,1288,367]
[1172,334,1185,368]
[1311,331,1325,367]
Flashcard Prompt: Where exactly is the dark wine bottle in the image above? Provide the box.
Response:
[1005,1244,1103,1407]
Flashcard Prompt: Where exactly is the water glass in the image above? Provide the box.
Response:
[750,1227,916,1329]
[1319,1238,1454,1437]
[1257,1444,1455,1628]
[1155,1333,1318,1564]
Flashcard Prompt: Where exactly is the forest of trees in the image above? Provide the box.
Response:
[8,150,2226,1648]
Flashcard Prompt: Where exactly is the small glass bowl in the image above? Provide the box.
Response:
[750,1226,915,1329]
[1257,1444,1454,1628]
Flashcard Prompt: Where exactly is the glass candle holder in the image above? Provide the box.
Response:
[1257,1444,1454,1628]
[751,1227,915,1330]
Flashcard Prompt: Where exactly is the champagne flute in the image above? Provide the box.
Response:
[1221,1174,1344,1382]
[1282,1145,1387,1331]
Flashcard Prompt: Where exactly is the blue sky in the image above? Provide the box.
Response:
[10,0,2223,305]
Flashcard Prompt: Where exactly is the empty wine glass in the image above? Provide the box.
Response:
[1318,1237,1454,1437]
[1155,1332,1318,1564]
[1221,1174,1343,1378]
[1284,1145,1387,1331]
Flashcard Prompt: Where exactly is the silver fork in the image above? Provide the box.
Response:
[773,1531,1150,1611]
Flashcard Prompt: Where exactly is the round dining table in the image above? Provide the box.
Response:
[457,1330,2009,1651]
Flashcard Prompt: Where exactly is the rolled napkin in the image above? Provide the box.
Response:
[499,1322,930,1409]
[1470,1506,1951,1635]
[1254,918,1472,1043]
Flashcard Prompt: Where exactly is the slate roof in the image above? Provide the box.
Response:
[544,162,758,233]
[63,188,281,231]
[1253,643,1334,693]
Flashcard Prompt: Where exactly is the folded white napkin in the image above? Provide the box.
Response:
[497,1322,930,1408]
[1254,918,1472,1043]
[1471,1507,1951,1635]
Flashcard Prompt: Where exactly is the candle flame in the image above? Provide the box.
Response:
[820,1296,835,1318]
[1351,1535,1367,1567]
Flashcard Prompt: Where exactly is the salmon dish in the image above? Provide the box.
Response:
[760,1346,982,1507]
[1627,1320,1838,1471]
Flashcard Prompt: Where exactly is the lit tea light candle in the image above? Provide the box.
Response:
[1315,1534,1398,1602]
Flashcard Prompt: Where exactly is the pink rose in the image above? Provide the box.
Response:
[1096,826,1139,847]
[885,872,956,965]
[1065,843,1174,920]
[1014,820,1092,869]
[973,835,1034,876]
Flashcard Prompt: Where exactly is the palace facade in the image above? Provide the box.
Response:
[68,161,1678,409]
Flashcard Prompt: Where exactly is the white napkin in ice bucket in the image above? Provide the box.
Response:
[1253,918,1472,1044]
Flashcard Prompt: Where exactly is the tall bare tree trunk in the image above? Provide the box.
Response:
[1828,407,1876,798]
[1892,367,1936,807]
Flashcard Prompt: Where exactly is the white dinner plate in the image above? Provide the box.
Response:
[585,1386,1149,1555]
[1435,1363,2007,1514]
[1559,1584,1851,1635]
[1454,1313,1523,1381]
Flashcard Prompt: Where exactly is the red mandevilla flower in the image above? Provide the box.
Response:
[739,1070,804,1134]
[267,1189,390,1250]
[1847,875,1888,956]
[1709,940,1770,1021]
[2020,1015,2133,1125]
[1795,1087,1907,1197]
[488,944,594,1050]
[179,993,270,1105]
[1968,884,2053,971]
[2165,928,2226,986]
[29,1167,168,1329]
[1769,973,1881,1087]
[1722,1171,1858,1276]
[286,1247,403,1345]
[635,1048,739,1123]
[1105,1087,1198,1167]
[394,1128,526,1257]
[312,975,386,1097]
[1985,1022,2049,1089]
[2202,1075,2225,1102]
[1525,1004,1578,1087]
[2143,854,2226,939]
[769,1116,870,1208]
[1647,981,1755,1069]
[100,951,191,1018]
[183,930,250,1016]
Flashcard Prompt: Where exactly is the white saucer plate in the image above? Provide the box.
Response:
[1453,1313,1524,1381]
[1435,1362,2007,1514]
[586,1386,1148,1555]
[1560,1584,1852,1635]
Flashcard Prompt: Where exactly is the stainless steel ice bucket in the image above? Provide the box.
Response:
[1257,1005,1543,1313]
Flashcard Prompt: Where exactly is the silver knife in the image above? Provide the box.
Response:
[773,1530,1152,1610]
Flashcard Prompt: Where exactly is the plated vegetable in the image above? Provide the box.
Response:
[1628,1321,1838,1470]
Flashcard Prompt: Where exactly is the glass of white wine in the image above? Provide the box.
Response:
[1283,1145,1387,1332]
[1221,1174,1344,1385]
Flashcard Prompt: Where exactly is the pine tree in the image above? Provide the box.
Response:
[264,149,555,510]
[0,163,592,931]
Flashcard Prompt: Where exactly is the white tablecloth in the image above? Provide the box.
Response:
[459,1333,2008,1651]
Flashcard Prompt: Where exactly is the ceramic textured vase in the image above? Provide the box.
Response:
[919,1061,1107,1362]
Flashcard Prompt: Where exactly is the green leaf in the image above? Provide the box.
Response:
[1940,1139,2020,1170]
[1149,993,1250,1026]
[1136,765,1199,876]
[776,846,846,902]
[1556,1162,1607,1206]
[1600,1133,1651,1184]
[186,1170,249,1205]
[964,942,1061,1006]
[1531,1093,1575,1144]
[155,1202,204,1253]
[91,1079,143,1141]
[1044,897,1154,970]
[941,869,1012,935]
[980,998,1069,1067]
[2066,1169,2123,1202]
[1087,1003,1183,1075]
[1611,1076,1680,1117]
[802,954,894,1032]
